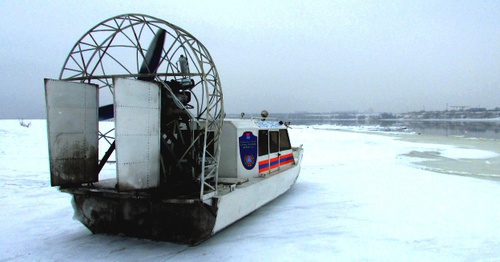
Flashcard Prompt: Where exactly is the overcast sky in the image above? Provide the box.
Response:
[0,0,498,118]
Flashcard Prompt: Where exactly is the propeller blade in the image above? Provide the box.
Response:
[99,28,167,121]
[98,29,166,120]
[98,104,114,120]
[138,29,166,81]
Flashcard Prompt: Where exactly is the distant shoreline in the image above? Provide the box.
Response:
[295,118,500,122]
[382,118,500,122]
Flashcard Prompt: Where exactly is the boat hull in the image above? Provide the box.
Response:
[69,192,216,244]
[213,164,301,233]
[64,152,302,245]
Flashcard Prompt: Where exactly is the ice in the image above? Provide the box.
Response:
[438,148,499,159]
[0,120,499,261]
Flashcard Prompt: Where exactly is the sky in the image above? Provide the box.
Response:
[0,0,498,118]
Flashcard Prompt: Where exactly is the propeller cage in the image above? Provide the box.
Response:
[47,14,224,199]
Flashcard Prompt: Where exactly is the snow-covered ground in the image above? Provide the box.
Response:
[1,120,499,261]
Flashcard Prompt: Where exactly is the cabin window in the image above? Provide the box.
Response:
[269,131,279,153]
[279,129,292,151]
[259,130,288,156]
[257,128,292,174]
[258,130,268,156]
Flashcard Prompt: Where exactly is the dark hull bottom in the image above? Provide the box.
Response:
[69,191,217,245]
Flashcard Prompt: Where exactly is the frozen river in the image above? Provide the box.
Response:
[1,120,499,261]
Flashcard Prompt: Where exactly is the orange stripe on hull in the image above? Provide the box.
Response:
[258,153,294,173]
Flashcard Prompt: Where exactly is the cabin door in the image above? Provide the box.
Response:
[268,131,281,173]
[258,130,282,175]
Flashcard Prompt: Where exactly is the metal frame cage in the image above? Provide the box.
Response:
[58,14,224,198]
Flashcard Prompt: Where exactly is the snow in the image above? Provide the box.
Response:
[438,148,499,160]
[1,120,499,261]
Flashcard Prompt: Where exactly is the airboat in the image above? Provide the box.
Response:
[44,14,303,245]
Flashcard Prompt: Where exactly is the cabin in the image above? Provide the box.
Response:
[218,118,294,180]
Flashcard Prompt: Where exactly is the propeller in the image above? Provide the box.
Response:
[98,28,167,120]
[98,104,114,121]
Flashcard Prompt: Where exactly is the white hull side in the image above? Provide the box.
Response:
[212,163,301,233]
